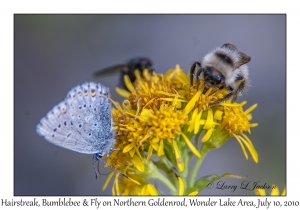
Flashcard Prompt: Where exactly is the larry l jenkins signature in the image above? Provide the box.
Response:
[206,181,277,193]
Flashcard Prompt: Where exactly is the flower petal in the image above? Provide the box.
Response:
[270,185,280,196]
[165,69,174,78]
[132,155,144,172]
[188,108,198,132]
[250,123,259,128]
[214,110,223,121]
[220,101,247,107]
[188,191,199,196]
[141,133,152,142]
[246,114,252,121]
[178,177,184,195]
[147,184,158,195]
[102,171,115,191]
[140,109,153,122]
[172,140,184,171]
[157,139,165,156]
[201,127,214,142]
[244,103,258,115]
[184,92,200,115]
[142,69,151,79]
[194,109,203,134]
[281,187,286,196]
[123,142,135,153]
[174,65,190,84]
[255,189,266,196]
[123,188,129,196]
[129,148,135,157]
[112,183,115,196]
[181,132,201,158]
[241,133,255,148]
[134,69,141,80]
[203,108,213,129]
[124,75,136,93]
[116,87,131,98]
[141,185,148,195]
[128,177,141,185]
[239,135,258,163]
[146,145,153,164]
[233,134,249,160]
[114,172,120,195]
[135,146,143,160]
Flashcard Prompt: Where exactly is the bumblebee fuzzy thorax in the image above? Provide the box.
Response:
[190,43,251,106]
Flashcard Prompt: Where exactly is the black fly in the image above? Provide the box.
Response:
[93,57,154,90]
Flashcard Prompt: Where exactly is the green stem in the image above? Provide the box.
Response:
[148,161,177,194]
[189,147,208,188]
[181,144,190,193]
[156,155,172,171]
[164,141,176,167]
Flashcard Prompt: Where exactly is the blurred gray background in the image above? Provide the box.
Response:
[14,15,286,195]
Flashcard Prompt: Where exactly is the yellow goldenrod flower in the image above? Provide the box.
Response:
[102,65,258,196]
[108,69,198,173]
[110,172,146,196]
[220,102,259,163]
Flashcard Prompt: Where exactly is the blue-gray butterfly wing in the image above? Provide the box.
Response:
[65,82,115,156]
[36,82,115,155]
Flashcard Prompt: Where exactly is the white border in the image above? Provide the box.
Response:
[2,1,298,210]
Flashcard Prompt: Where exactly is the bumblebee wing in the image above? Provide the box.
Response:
[221,43,238,51]
[93,64,128,78]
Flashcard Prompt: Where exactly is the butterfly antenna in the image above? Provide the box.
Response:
[93,156,129,179]
[93,157,110,179]
[106,156,129,179]
[109,149,129,179]
[93,161,99,179]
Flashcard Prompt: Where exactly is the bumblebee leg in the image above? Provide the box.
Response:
[189,62,201,85]
[208,85,225,96]
[207,91,234,109]
[195,67,204,91]
[207,79,246,109]
[231,80,246,102]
